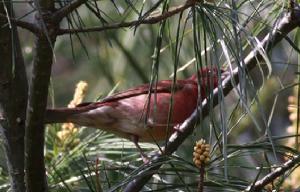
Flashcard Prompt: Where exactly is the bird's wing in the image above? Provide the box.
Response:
[98,80,196,104]
[75,80,196,108]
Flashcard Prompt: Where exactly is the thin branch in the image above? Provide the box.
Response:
[198,166,205,192]
[56,1,195,35]
[123,6,300,192]
[24,0,58,191]
[244,155,300,192]
[25,37,54,192]
[0,13,40,34]
[52,0,88,22]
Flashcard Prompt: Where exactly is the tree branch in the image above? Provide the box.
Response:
[52,0,88,22]
[24,0,58,191]
[0,13,40,34]
[0,2,28,192]
[25,37,54,192]
[245,155,300,192]
[56,1,195,35]
[123,6,300,192]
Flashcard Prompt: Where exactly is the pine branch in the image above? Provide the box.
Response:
[244,155,300,192]
[0,13,40,34]
[52,0,88,22]
[56,1,196,35]
[123,5,300,192]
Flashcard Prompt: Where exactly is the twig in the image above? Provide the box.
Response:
[52,0,88,22]
[1,1,196,36]
[244,155,300,192]
[198,166,205,192]
[123,6,300,192]
[95,158,103,192]
[0,13,40,34]
[56,1,195,35]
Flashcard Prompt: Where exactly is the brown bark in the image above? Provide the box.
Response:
[0,1,28,191]
[24,1,57,191]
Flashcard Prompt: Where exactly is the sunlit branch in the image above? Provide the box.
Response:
[244,155,300,192]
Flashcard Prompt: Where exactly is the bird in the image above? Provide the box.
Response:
[45,67,225,159]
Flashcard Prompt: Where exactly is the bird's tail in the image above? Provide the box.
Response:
[45,108,86,124]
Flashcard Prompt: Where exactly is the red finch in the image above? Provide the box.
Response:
[45,68,224,158]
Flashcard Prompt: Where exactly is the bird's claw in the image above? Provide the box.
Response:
[141,154,150,164]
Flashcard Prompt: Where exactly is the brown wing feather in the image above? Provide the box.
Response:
[68,79,196,112]
[99,80,195,104]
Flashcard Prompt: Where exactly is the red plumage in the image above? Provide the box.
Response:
[46,68,224,144]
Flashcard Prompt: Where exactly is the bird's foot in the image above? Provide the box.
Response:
[141,154,150,164]
[130,134,151,164]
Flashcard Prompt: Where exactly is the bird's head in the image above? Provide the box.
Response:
[188,67,229,99]
[189,67,228,86]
